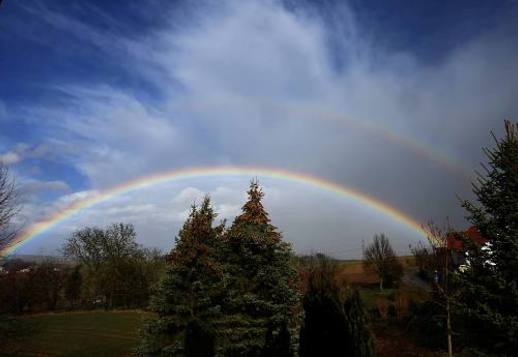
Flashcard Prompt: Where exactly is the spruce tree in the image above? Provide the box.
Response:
[263,320,292,357]
[457,120,518,356]
[220,181,300,356]
[138,197,224,356]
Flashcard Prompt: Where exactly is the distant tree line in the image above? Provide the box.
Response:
[62,223,165,309]
[0,223,166,314]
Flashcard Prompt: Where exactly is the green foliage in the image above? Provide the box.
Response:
[63,223,163,309]
[457,120,518,356]
[139,183,300,356]
[138,197,224,356]
[263,320,292,357]
[220,181,300,356]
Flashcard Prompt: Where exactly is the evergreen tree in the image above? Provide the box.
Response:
[263,320,292,357]
[64,266,82,309]
[138,197,224,356]
[458,120,518,356]
[344,290,375,357]
[221,181,300,356]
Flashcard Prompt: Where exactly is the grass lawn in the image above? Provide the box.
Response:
[5,310,154,357]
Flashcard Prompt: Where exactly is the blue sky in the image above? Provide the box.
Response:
[1,0,517,257]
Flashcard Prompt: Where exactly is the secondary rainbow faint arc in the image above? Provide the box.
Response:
[0,166,428,257]
[188,96,473,179]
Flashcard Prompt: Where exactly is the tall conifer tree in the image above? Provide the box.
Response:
[457,120,518,356]
[221,181,300,356]
[138,197,223,356]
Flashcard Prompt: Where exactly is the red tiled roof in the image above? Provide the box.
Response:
[447,226,487,250]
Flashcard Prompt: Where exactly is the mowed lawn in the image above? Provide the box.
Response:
[8,310,154,357]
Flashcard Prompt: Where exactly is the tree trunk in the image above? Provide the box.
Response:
[379,278,383,291]
[446,298,453,357]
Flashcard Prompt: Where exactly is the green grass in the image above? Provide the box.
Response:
[359,288,398,307]
[359,285,429,310]
[7,310,153,357]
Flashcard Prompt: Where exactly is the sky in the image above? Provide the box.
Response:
[0,0,517,258]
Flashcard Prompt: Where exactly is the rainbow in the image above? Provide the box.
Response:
[188,96,473,179]
[0,166,428,257]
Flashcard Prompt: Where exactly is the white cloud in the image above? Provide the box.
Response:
[0,143,48,165]
[17,178,427,258]
[8,0,518,257]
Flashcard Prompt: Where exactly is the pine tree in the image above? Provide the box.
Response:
[138,197,224,356]
[457,120,518,356]
[344,290,375,357]
[220,181,300,356]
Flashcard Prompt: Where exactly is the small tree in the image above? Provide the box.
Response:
[363,234,403,290]
[64,266,82,309]
[423,222,459,357]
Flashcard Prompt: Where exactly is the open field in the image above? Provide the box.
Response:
[4,310,154,356]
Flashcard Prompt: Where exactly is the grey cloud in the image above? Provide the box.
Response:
[21,180,70,194]
[11,0,518,257]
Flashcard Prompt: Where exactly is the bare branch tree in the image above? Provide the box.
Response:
[0,164,19,250]
[363,233,403,291]
[423,221,454,357]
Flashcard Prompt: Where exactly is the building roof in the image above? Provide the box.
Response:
[447,226,487,250]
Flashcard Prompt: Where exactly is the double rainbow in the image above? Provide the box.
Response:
[0,166,427,257]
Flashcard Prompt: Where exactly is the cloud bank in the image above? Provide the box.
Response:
[3,0,517,257]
